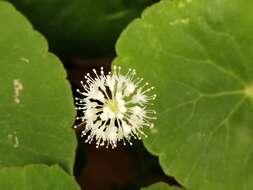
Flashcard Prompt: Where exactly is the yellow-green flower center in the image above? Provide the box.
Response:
[107,99,120,113]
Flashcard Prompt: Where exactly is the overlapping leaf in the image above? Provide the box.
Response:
[0,165,80,190]
[114,0,253,189]
[0,1,76,173]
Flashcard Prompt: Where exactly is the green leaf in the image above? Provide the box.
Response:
[114,0,253,190]
[142,183,182,190]
[0,164,80,189]
[8,0,156,57]
[0,1,76,174]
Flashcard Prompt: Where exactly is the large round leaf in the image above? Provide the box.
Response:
[0,164,80,189]
[0,1,76,173]
[8,0,156,57]
[114,0,253,190]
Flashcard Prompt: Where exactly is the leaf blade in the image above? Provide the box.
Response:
[0,1,77,174]
[0,164,80,189]
[114,0,253,189]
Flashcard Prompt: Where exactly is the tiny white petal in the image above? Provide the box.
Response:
[122,121,131,136]
[117,113,124,119]
[119,105,127,113]
[125,83,135,95]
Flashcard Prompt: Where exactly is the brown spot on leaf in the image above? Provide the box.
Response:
[13,79,23,104]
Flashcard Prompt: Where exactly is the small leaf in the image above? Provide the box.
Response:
[142,183,182,190]
[0,1,76,173]
[8,0,156,57]
[0,164,80,189]
[114,0,253,190]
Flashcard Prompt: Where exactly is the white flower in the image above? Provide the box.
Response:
[74,66,156,149]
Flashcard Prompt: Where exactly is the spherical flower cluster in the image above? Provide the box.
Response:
[74,66,156,148]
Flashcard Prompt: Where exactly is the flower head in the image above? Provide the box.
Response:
[74,66,156,149]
